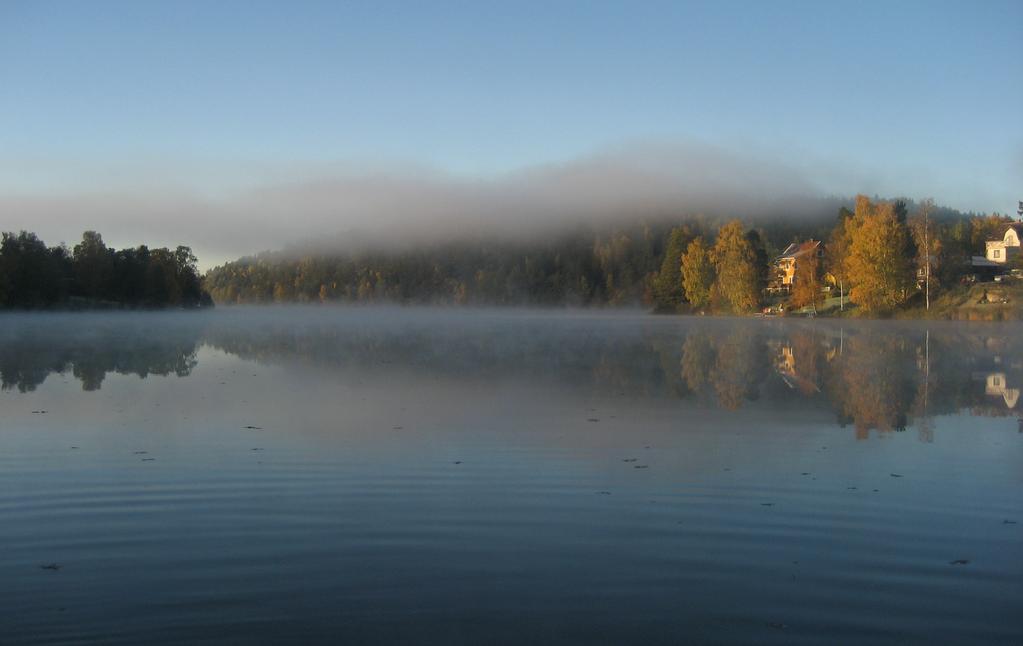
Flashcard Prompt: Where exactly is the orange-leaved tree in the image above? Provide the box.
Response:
[790,252,823,314]
[843,195,915,313]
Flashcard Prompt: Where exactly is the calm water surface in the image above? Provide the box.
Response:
[1,308,1021,644]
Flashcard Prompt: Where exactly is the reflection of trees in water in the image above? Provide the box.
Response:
[680,333,714,395]
[681,327,789,409]
[204,319,683,399]
[822,327,1023,439]
[0,319,201,392]
[191,318,1023,436]
[678,322,1022,439]
[3,312,1021,439]
[827,333,917,437]
[709,331,769,410]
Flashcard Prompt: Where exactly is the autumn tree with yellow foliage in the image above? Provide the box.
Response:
[681,237,714,310]
[843,196,915,313]
[711,220,761,313]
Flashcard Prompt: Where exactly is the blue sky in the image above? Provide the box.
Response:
[0,0,1020,258]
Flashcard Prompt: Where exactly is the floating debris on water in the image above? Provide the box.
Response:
[243,425,263,430]
[596,491,612,495]
[949,559,970,565]
[587,418,600,422]
[39,563,61,571]
[890,473,904,478]
[634,465,649,469]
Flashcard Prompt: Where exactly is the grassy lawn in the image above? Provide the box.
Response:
[767,283,1023,320]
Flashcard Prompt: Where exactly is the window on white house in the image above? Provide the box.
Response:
[995,250,1001,258]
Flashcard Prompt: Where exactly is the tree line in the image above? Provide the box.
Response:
[660,195,1020,315]
[0,231,213,309]
[203,195,1007,314]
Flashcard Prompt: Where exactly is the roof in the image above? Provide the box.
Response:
[777,240,821,260]
[971,256,1000,268]
[1005,223,1023,236]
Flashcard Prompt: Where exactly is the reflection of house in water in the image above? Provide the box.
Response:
[983,372,1020,409]
[771,341,822,395]
[970,356,1023,414]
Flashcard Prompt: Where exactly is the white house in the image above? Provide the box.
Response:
[984,224,1023,264]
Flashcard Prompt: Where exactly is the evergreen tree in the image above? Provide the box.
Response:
[652,226,692,312]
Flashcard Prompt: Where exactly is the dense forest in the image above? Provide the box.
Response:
[202,196,1008,314]
[0,231,213,309]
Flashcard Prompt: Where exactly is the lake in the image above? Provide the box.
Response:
[1,308,1020,645]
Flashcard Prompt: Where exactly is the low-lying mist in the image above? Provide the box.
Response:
[1,142,865,265]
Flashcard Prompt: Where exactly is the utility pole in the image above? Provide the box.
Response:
[924,203,930,311]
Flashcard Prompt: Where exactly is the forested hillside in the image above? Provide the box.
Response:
[203,197,993,313]
[202,208,829,307]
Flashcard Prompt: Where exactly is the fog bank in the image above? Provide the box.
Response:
[2,142,879,266]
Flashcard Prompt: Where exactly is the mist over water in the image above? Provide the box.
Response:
[2,308,1021,644]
